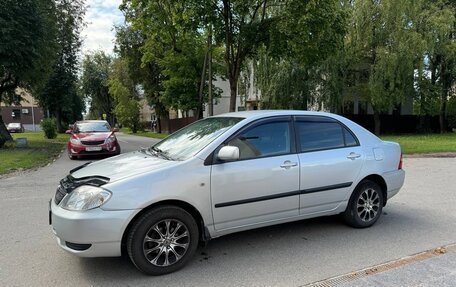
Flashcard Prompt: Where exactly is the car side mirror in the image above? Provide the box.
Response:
[217,146,240,161]
[112,128,119,132]
[65,130,72,134]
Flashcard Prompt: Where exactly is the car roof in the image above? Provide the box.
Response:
[76,120,108,124]
[214,110,336,120]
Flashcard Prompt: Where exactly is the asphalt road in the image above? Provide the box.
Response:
[0,134,455,287]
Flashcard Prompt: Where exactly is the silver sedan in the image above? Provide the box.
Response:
[50,110,405,275]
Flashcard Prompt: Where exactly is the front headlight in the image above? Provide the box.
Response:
[105,135,116,144]
[70,137,81,145]
[59,185,112,211]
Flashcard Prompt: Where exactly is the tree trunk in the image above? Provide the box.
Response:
[439,89,448,133]
[0,114,13,148]
[55,110,63,133]
[373,111,381,136]
[439,62,448,134]
[157,117,162,134]
[229,79,237,112]
[418,64,427,132]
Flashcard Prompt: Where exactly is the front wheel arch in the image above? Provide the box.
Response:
[121,200,207,256]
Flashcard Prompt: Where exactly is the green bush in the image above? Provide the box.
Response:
[41,118,57,139]
[138,121,150,132]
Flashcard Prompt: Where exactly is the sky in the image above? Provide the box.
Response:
[81,0,124,55]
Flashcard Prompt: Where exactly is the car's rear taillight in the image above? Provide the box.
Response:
[398,153,403,170]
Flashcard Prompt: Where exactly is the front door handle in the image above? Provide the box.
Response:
[280,161,298,169]
[347,152,361,160]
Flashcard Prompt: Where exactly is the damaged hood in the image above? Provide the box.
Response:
[70,151,179,182]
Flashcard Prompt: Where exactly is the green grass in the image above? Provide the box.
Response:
[120,128,168,139]
[0,132,69,175]
[381,132,456,154]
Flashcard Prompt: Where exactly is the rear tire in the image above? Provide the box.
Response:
[127,205,199,275]
[344,180,384,228]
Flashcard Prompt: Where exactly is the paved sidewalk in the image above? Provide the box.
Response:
[306,244,456,287]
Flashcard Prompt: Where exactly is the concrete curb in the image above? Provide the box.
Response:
[302,243,456,287]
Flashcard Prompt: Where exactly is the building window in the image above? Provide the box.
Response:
[12,109,21,119]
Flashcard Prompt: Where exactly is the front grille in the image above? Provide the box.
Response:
[81,140,105,145]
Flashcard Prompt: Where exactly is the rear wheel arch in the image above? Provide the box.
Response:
[352,174,388,206]
[121,200,207,255]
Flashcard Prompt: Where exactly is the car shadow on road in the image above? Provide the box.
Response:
[74,207,432,286]
[76,216,343,277]
[73,206,441,286]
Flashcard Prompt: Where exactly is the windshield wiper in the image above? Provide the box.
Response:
[149,146,173,161]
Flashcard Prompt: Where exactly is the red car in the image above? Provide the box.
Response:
[66,120,121,160]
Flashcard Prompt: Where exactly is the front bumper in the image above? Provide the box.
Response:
[68,142,120,157]
[50,199,137,257]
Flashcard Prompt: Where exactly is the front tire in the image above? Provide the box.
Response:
[127,205,199,275]
[344,180,384,228]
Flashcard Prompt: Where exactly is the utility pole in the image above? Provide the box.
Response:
[208,24,213,116]
[196,32,209,119]
[31,96,36,131]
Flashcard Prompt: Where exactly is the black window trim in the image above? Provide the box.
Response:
[293,115,360,154]
[205,116,296,165]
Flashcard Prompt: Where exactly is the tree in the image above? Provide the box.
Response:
[81,51,114,123]
[331,0,422,135]
[114,25,167,131]
[415,0,456,133]
[0,0,58,145]
[108,58,140,132]
[195,0,280,112]
[252,0,347,111]
[35,0,86,132]
[120,0,221,117]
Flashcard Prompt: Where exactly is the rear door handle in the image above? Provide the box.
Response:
[280,161,298,169]
[347,152,361,160]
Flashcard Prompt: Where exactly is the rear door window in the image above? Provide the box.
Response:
[295,118,358,152]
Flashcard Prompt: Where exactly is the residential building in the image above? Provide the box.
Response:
[0,88,44,131]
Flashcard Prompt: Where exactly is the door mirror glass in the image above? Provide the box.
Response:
[217,146,240,161]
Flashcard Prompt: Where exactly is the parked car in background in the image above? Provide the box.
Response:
[7,123,24,133]
[66,120,120,159]
[50,111,405,275]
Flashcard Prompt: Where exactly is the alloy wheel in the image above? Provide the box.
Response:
[142,219,190,267]
[356,188,380,222]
